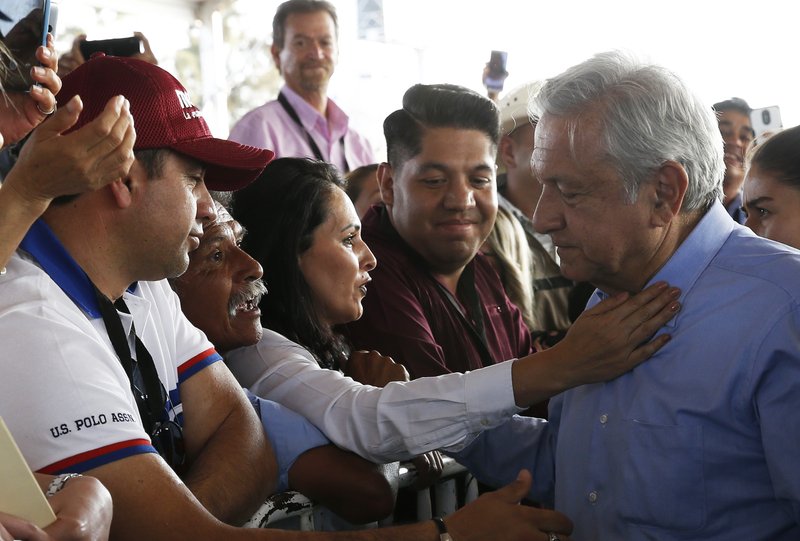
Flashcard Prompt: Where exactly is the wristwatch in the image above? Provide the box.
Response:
[433,517,454,541]
[46,473,82,498]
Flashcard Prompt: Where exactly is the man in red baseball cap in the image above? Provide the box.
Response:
[0,54,282,532]
[55,53,273,192]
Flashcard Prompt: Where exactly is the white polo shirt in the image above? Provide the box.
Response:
[0,219,220,473]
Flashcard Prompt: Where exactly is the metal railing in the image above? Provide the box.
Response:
[244,457,477,530]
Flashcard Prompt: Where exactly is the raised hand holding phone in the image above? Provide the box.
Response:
[0,0,58,92]
[0,34,60,148]
[483,50,509,92]
[59,31,157,78]
[751,105,782,141]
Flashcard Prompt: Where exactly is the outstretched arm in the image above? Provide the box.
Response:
[511,281,680,406]
[253,395,395,524]
[231,284,678,463]
[87,450,571,541]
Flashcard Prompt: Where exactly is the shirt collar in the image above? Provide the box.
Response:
[280,84,349,137]
[592,201,734,327]
[19,219,137,318]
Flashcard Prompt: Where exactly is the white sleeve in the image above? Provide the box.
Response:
[225,330,522,462]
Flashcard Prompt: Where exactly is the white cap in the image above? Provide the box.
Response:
[499,81,544,135]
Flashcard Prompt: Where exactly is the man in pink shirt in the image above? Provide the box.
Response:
[228,0,374,173]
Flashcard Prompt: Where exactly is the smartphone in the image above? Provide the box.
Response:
[79,36,144,59]
[484,50,508,92]
[488,51,508,78]
[751,105,782,140]
[0,0,58,91]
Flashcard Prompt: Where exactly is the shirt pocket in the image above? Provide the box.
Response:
[615,419,706,531]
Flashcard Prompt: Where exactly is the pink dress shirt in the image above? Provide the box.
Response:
[228,85,375,173]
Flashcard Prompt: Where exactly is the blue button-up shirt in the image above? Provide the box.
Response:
[455,202,800,540]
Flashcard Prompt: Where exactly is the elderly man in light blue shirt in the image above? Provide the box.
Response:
[455,51,800,541]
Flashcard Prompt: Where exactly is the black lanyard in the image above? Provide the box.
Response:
[93,286,186,472]
[277,91,349,172]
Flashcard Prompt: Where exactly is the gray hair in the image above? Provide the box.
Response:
[534,51,724,211]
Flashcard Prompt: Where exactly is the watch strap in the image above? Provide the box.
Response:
[46,473,82,497]
[433,516,454,541]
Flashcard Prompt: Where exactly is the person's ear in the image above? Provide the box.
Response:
[651,160,689,226]
[108,160,147,209]
[271,44,282,74]
[377,162,395,206]
[498,135,516,170]
[107,178,133,209]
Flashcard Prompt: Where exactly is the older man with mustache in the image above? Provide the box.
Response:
[172,201,399,526]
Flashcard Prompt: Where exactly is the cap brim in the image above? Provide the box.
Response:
[501,115,530,136]
[172,137,274,191]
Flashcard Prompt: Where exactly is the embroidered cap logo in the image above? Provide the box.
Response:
[175,89,203,120]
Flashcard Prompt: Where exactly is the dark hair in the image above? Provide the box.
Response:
[272,0,338,49]
[135,148,170,180]
[344,163,378,203]
[713,97,752,116]
[383,83,500,169]
[231,157,347,369]
[749,125,800,191]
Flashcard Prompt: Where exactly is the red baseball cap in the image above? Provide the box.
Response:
[57,54,274,191]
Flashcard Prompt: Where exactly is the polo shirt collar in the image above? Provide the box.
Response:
[19,219,137,318]
[592,201,733,328]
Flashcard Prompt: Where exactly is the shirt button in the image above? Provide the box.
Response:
[599,414,608,424]
[588,491,598,503]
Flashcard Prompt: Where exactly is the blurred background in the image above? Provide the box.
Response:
[54,0,799,159]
